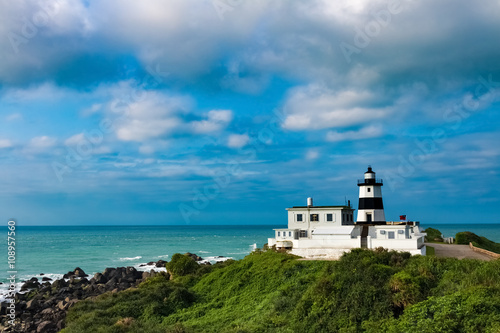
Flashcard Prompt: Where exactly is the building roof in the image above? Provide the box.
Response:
[288,205,353,209]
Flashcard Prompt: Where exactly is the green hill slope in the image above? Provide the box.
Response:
[63,249,500,333]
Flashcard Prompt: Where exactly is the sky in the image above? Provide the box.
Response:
[0,0,499,226]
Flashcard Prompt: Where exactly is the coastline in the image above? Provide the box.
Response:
[0,253,226,333]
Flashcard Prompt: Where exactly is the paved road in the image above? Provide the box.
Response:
[426,243,493,261]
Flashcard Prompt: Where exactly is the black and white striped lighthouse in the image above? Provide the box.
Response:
[356,166,386,224]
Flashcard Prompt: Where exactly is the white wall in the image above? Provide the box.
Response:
[288,208,354,232]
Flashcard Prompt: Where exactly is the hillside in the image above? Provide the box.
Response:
[61,249,500,333]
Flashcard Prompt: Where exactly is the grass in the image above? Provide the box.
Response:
[62,248,500,333]
[426,245,435,256]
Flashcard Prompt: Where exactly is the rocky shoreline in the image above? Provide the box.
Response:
[0,253,209,333]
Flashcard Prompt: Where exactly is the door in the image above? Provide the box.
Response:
[366,213,372,223]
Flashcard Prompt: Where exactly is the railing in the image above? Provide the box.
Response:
[357,178,383,184]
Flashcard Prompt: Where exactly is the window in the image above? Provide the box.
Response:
[388,231,395,239]
[310,214,319,221]
[277,231,280,237]
[297,214,303,222]
[289,231,292,237]
[367,188,371,192]
[326,213,333,222]
[300,230,307,238]
[398,230,404,234]
[380,230,386,235]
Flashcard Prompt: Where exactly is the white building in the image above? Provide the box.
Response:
[268,167,426,259]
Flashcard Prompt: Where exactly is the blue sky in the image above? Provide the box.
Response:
[1,0,499,226]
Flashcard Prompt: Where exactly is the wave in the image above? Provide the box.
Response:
[198,251,210,254]
[199,256,234,264]
[119,256,142,261]
[133,263,167,273]
[157,254,169,258]
[0,272,65,302]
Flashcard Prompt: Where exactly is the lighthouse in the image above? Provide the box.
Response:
[356,166,386,224]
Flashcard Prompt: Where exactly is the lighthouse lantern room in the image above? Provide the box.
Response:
[356,166,386,224]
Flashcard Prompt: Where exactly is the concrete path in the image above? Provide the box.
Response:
[426,243,493,261]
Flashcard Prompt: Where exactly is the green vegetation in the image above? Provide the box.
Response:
[424,227,443,242]
[62,248,500,333]
[426,246,435,256]
[456,231,500,254]
[166,253,200,276]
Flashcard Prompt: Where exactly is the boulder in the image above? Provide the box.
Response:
[185,252,204,261]
[92,273,107,284]
[51,279,67,289]
[37,320,56,333]
[21,279,40,291]
[26,299,39,310]
[155,260,167,267]
[74,267,88,278]
[41,277,52,282]
[57,300,68,311]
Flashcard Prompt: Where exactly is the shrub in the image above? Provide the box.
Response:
[456,231,481,245]
[166,253,200,276]
[456,231,500,254]
[424,228,443,242]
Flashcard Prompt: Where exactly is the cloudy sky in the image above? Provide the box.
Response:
[1,0,499,226]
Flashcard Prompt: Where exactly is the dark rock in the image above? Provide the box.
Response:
[92,272,108,284]
[40,308,54,315]
[51,279,67,289]
[40,273,44,276]
[74,267,87,278]
[20,312,32,321]
[57,319,65,331]
[118,282,130,290]
[21,280,40,291]
[26,299,39,310]
[155,260,167,267]
[37,320,56,333]
[185,252,204,261]
[41,277,52,282]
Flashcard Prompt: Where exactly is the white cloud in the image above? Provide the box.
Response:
[65,133,86,146]
[305,149,319,160]
[0,139,13,148]
[24,136,57,154]
[326,125,383,142]
[227,134,249,148]
[190,110,233,134]
[111,91,190,142]
[29,136,57,148]
[82,103,102,116]
[282,85,392,130]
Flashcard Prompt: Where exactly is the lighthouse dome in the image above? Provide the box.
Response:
[364,166,375,179]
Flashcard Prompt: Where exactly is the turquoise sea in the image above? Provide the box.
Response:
[0,225,279,300]
[1,223,499,300]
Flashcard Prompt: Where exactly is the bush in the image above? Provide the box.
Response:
[456,231,481,245]
[166,253,200,276]
[424,228,443,242]
[64,248,500,333]
[456,231,500,254]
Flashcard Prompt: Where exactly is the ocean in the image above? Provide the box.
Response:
[1,223,499,301]
[0,225,279,301]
